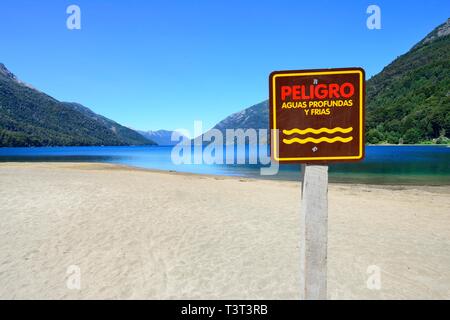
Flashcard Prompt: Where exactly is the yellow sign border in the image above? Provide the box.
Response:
[271,70,364,161]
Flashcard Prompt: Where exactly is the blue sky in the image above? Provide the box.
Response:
[1,0,448,133]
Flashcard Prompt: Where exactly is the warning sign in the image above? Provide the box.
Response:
[269,68,365,163]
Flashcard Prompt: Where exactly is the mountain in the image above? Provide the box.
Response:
[0,63,155,147]
[187,101,269,144]
[212,101,269,133]
[137,129,188,145]
[61,102,157,145]
[198,19,450,145]
[195,100,269,144]
[365,18,450,144]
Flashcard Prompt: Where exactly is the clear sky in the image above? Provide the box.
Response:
[1,0,448,133]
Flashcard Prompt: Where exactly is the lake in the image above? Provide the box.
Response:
[0,145,449,185]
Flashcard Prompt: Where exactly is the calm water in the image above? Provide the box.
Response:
[0,145,449,185]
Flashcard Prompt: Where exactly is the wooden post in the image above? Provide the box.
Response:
[299,164,328,300]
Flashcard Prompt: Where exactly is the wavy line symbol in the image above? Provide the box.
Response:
[283,136,353,144]
[283,127,353,135]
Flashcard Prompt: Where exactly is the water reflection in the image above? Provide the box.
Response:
[0,145,449,185]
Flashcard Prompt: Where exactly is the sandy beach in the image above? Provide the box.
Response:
[0,162,449,299]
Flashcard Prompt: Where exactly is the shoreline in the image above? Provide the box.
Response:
[1,161,449,192]
[1,143,449,149]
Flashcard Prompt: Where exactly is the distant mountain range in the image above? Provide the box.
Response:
[137,129,188,146]
[0,64,155,147]
[199,18,450,145]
